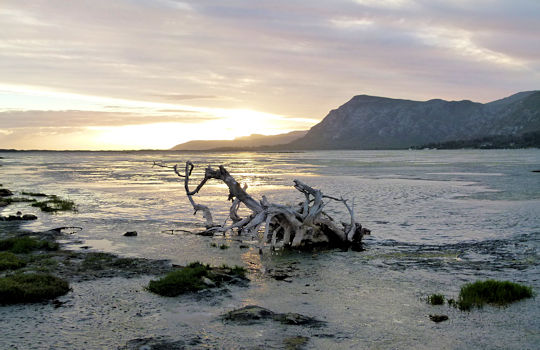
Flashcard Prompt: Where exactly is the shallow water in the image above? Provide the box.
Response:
[1,150,539,349]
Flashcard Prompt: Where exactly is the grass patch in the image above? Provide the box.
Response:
[219,244,229,250]
[147,262,247,297]
[0,273,70,304]
[427,294,445,305]
[31,195,76,213]
[148,262,211,296]
[80,252,115,270]
[0,252,26,271]
[0,236,59,254]
[457,280,534,310]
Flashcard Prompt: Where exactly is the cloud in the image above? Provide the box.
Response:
[153,94,218,101]
[0,110,219,129]
[0,0,538,149]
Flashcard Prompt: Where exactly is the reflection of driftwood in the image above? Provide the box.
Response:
[154,161,370,250]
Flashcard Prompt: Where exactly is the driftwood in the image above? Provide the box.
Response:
[154,161,370,250]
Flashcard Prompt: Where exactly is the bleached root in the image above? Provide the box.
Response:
[155,161,370,251]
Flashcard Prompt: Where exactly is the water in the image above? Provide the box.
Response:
[1,150,539,349]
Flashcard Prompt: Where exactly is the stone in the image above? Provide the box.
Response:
[0,189,13,197]
[22,214,38,220]
[429,314,449,323]
[222,305,275,324]
[221,305,325,327]
[283,336,309,350]
[123,231,138,237]
[201,276,216,287]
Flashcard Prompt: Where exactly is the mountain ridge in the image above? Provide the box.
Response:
[170,130,307,151]
[287,90,540,149]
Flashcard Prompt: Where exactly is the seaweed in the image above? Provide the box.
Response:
[31,195,76,213]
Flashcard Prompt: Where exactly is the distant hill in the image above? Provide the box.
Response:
[287,91,540,150]
[171,130,307,151]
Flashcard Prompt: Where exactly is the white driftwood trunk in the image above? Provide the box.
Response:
[155,161,370,250]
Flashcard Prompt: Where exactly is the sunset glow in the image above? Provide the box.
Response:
[1,0,539,150]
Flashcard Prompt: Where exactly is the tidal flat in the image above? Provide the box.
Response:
[0,150,538,349]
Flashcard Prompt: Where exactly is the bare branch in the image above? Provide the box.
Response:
[157,161,369,251]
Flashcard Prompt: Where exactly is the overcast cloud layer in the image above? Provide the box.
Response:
[1,0,539,149]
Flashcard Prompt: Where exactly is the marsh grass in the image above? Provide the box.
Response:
[457,280,533,310]
[147,262,247,297]
[0,237,59,254]
[0,273,70,304]
[427,294,445,305]
[0,252,26,271]
[148,262,210,296]
[80,252,116,270]
[31,195,76,213]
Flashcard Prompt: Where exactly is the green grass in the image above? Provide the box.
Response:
[80,252,115,270]
[219,244,229,250]
[31,195,76,213]
[0,252,26,271]
[0,273,70,304]
[147,262,247,297]
[427,294,445,305]
[147,262,211,296]
[457,280,534,310]
[0,237,59,254]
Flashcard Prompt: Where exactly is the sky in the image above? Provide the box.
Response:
[1,0,539,150]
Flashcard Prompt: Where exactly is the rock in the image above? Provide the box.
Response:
[284,336,310,350]
[123,231,138,237]
[221,305,325,327]
[22,214,38,220]
[119,336,201,350]
[0,189,13,197]
[429,314,449,323]
[274,312,324,326]
[271,272,291,281]
[221,305,275,324]
[239,244,249,249]
[201,276,216,287]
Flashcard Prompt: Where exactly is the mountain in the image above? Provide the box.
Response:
[171,130,307,151]
[288,91,540,149]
